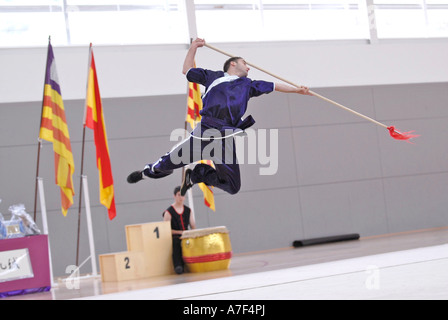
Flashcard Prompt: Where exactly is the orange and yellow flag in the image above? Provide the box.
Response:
[84,46,116,220]
[187,71,215,211]
[39,40,75,216]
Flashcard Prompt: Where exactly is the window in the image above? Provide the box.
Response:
[426,0,448,37]
[195,1,370,42]
[194,1,264,42]
[0,0,189,47]
[0,0,67,47]
[65,0,188,45]
[374,0,448,38]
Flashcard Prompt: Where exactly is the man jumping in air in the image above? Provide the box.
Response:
[127,38,311,196]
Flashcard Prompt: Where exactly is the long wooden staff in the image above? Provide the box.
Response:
[204,43,418,142]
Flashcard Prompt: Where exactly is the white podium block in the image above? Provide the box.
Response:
[125,221,174,277]
[99,251,145,282]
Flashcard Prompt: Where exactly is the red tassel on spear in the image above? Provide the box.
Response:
[204,43,419,143]
[388,127,420,142]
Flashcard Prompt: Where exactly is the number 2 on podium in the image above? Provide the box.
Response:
[124,257,130,269]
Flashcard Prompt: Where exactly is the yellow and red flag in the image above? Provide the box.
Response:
[186,81,202,129]
[84,45,116,220]
[187,70,215,211]
[198,168,215,211]
[39,40,75,216]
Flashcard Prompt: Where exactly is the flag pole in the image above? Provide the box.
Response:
[34,36,52,222]
[33,139,43,222]
[76,126,86,267]
[182,38,197,219]
[184,119,196,222]
[181,38,193,181]
[183,88,195,217]
[75,43,92,267]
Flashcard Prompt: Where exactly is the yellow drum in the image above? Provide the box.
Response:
[181,226,232,273]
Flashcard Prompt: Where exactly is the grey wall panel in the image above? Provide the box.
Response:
[383,173,448,233]
[103,95,188,139]
[0,145,34,205]
[292,123,383,186]
[0,101,41,147]
[373,83,448,121]
[288,86,376,127]
[299,180,389,239]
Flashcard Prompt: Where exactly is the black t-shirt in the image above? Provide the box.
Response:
[163,205,191,235]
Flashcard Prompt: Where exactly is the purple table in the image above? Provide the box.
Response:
[0,235,51,298]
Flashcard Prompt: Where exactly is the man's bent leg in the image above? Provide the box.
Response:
[191,162,241,195]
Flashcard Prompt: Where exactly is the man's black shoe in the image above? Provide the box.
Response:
[127,170,144,184]
[174,266,184,275]
[180,169,193,196]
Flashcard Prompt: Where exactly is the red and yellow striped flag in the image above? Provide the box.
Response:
[84,46,116,220]
[186,81,202,129]
[198,166,215,211]
[39,41,75,216]
[187,71,215,211]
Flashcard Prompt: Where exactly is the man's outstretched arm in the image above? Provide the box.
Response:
[275,82,312,95]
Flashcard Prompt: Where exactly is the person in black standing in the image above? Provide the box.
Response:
[163,186,196,274]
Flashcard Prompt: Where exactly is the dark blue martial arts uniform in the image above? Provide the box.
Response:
[144,68,274,195]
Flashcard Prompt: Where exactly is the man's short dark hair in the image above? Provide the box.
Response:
[174,186,181,195]
[223,57,243,72]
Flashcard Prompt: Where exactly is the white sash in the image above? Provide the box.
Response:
[202,74,239,99]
